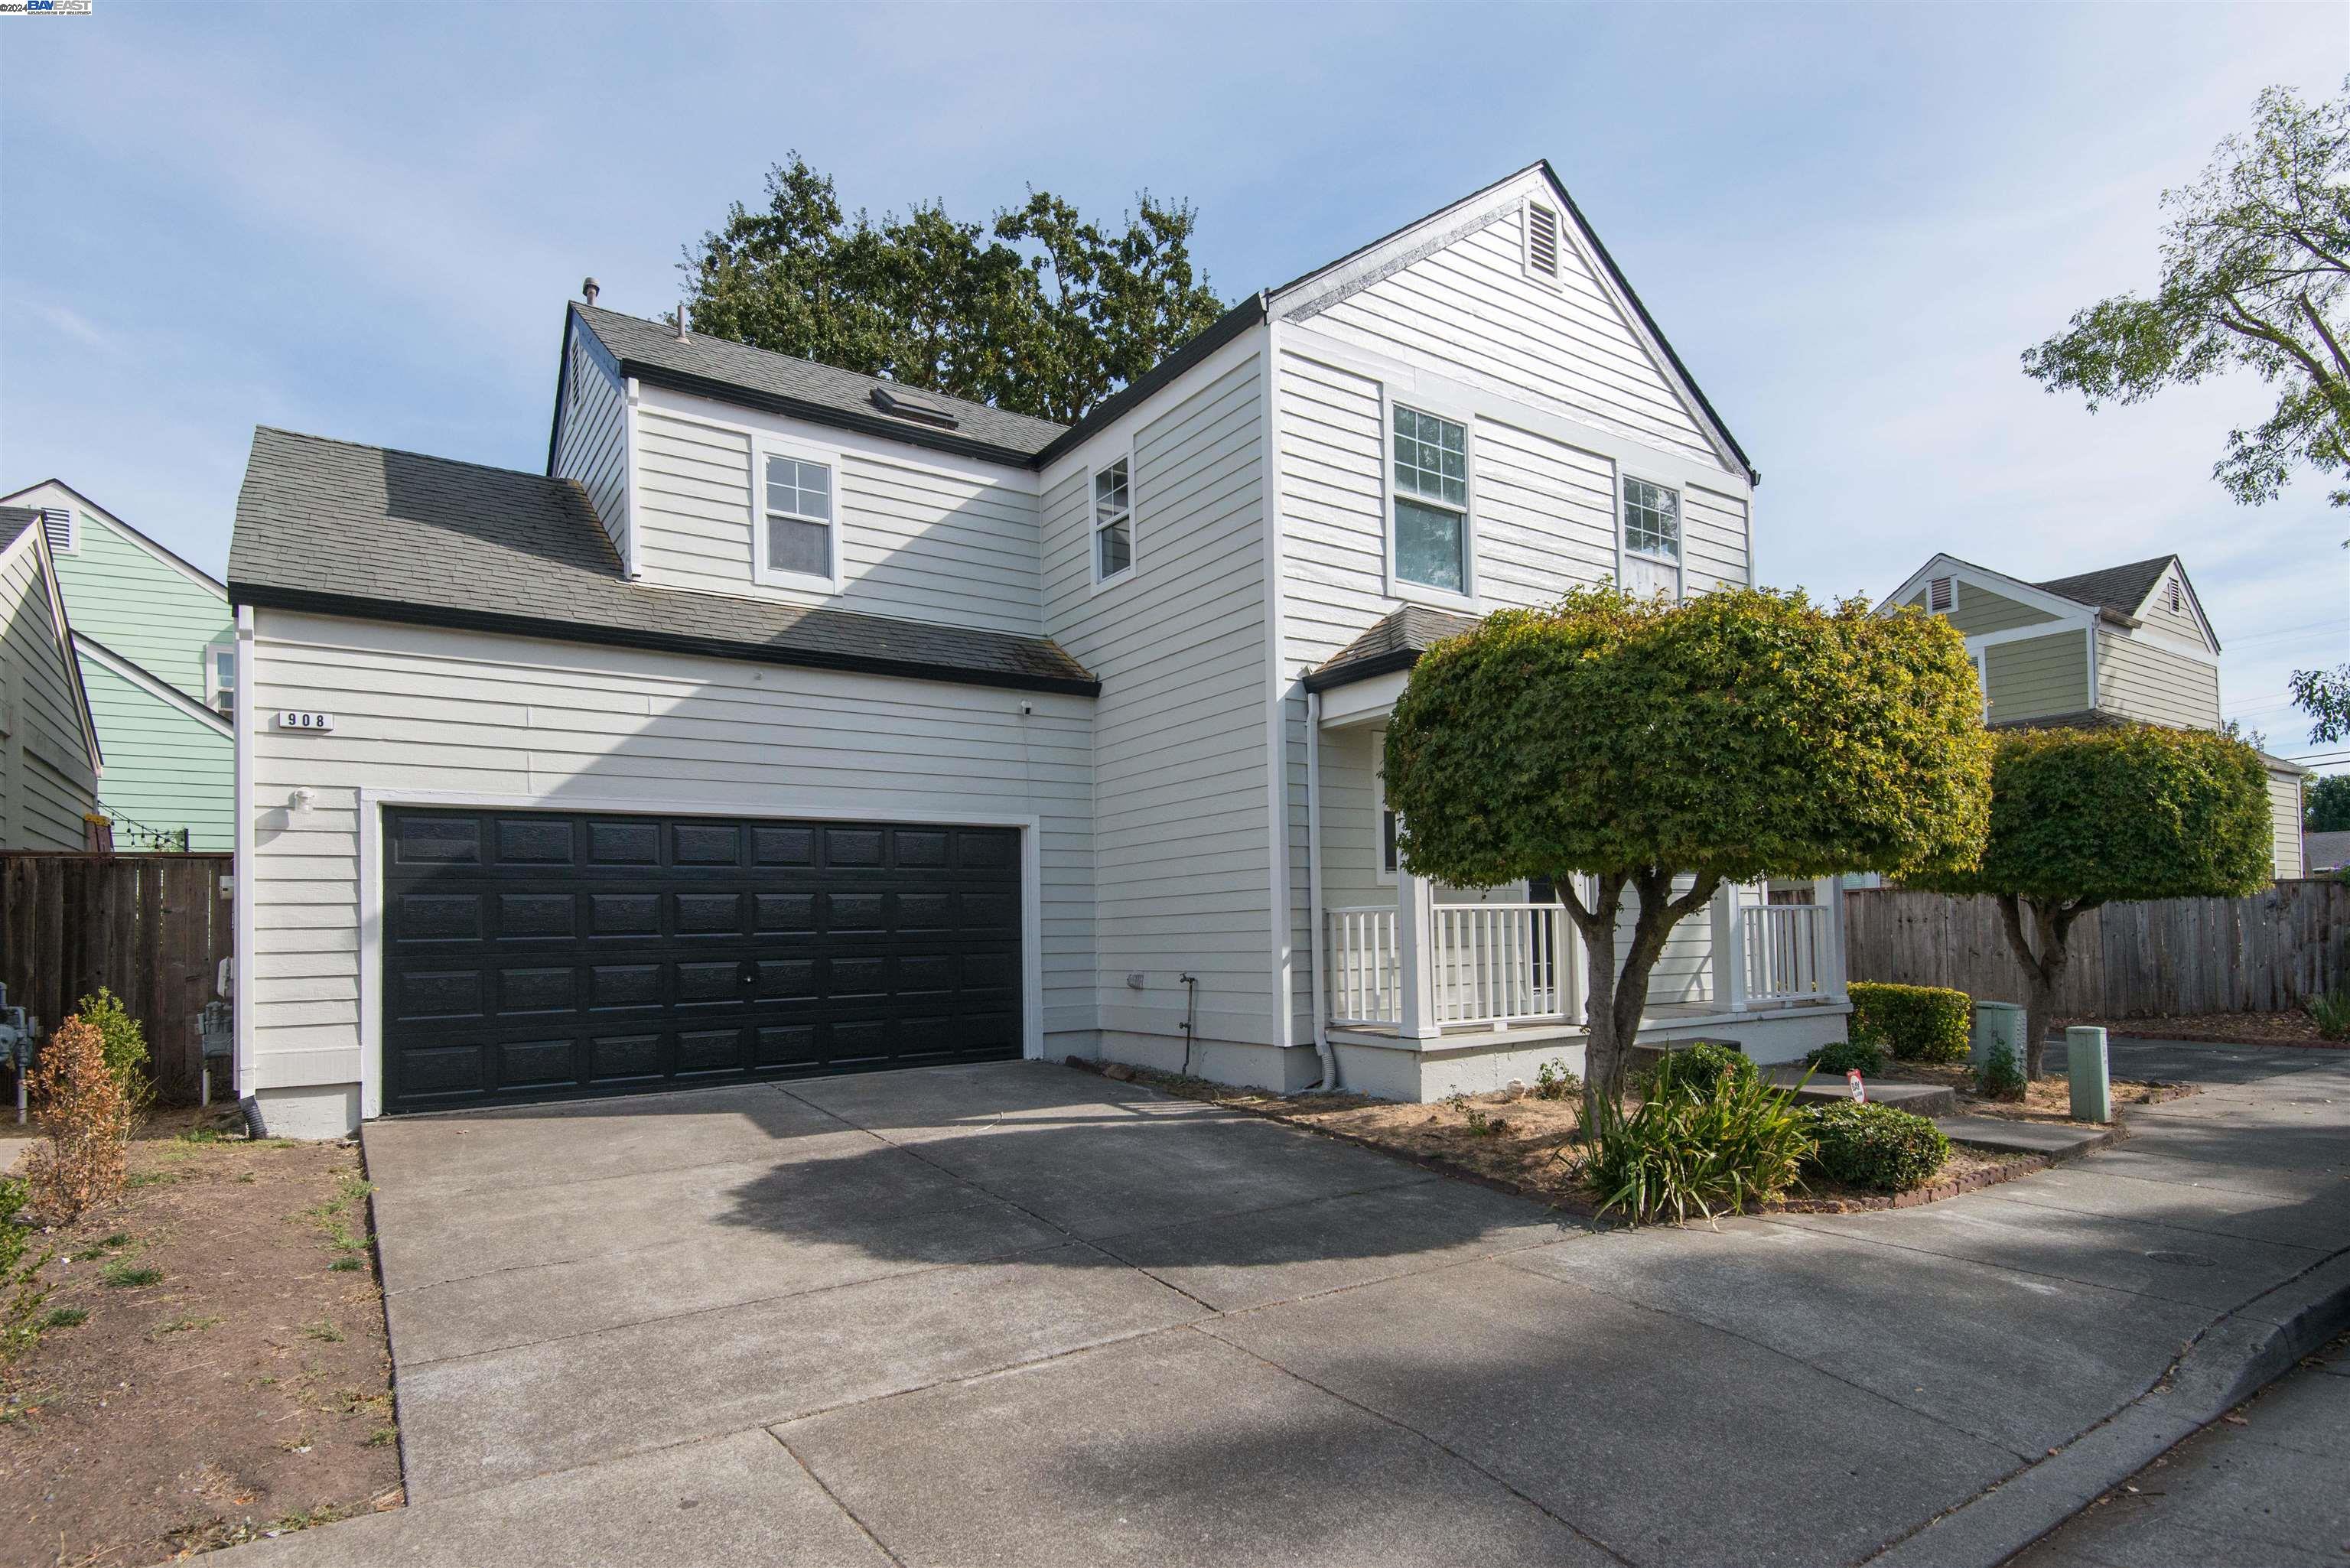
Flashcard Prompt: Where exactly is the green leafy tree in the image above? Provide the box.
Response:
[683,155,1229,424]
[1909,725,2271,1078]
[1382,587,1991,1121]
[2291,661,2350,744]
[2307,771,2350,831]
[2023,78,2350,510]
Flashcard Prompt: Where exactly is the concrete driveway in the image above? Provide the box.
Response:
[226,1047,2350,1568]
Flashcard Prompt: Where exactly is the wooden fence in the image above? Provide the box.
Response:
[1844,879,2350,1018]
[0,853,235,1104]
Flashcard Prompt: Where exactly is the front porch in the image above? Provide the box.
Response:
[1304,672,1853,1101]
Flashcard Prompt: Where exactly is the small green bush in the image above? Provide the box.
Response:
[2309,988,2350,1043]
[1976,1042,2026,1100]
[1532,1059,1581,1101]
[1805,1039,1885,1077]
[1639,1041,1753,1102]
[1848,982,1971,1064]
[1,1177,54,1361]
[1805,1102,1951,1192]
[73,988,151,1108]
[1583,1069,1812,1225]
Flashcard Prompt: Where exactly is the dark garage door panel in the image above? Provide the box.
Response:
[381,808,1022,1114]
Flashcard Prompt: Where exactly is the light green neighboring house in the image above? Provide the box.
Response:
[0,480,233,852]
[0,506,104,849]
[1885,551,2309,879]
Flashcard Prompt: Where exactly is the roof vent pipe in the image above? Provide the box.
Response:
[581,277,599,306]
[675,298,690,343]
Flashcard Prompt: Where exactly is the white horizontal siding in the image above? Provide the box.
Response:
[1,542,96,848]
[553,335,630,565]
[2097,630,2221,730]
[2267,768,2305,878]
[242,610,1094,1093]
[1307,207,1726,471]
[1046,349,1272,1047]
[633,402,1043,636]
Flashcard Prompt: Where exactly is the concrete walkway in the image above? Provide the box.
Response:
[220,1039,2350,1568]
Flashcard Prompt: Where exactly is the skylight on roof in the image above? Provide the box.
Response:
[869,386,960,429]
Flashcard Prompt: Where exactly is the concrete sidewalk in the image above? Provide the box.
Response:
[220,1039,2350,1568]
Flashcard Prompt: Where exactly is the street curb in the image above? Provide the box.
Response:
[1860,1248,2350,1568]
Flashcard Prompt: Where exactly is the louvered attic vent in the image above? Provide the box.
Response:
[1526,203,1561,279]
[41,508,73,555]
[869,385,960,428]
[1928,576,1955,613]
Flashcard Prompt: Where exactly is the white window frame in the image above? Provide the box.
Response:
[1382,392,1477,610]
[1087,446,1137,591]
[1372,730,1398,885]
[1522,198,1564,288]
[203,641,236,714]
[751,437,845,594]
[1618,473,1684,603]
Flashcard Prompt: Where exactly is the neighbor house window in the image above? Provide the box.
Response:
[760,451,836,587]
[205,642,236,717]
[1391,405,1469,595]
[1092,457,1132,583]
[1621,477,1681,601]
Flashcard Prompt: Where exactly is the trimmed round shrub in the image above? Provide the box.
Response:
[1805,1039,1884,1077]
[1803,1102,1950,1192]
[1848,982,1971,1064]
[1640,1040,1754,1102]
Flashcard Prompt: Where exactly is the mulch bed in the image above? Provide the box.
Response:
[1072,1060,2156,1222]
[0,1108,400,1566]
[2058,1011,2347,1049]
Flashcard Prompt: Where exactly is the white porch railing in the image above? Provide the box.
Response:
[1326,906,1401,1027]
[1431,903,1574,1027]
[1326,903,1575,1030]
[1742,904,1831,1001]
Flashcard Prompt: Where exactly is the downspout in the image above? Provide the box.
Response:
[1305,690,1336,1091]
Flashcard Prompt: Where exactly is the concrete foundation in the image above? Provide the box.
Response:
[253,1082,362,1140]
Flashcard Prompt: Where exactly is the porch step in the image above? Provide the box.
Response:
[1762,1067,1959,1118]
[1931,1114,2114,1157]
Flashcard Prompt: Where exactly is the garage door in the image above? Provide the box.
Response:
[381,807,1022,1114]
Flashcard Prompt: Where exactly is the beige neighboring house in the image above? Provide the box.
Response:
[0,506,104,849]
[1884,552,2308,877]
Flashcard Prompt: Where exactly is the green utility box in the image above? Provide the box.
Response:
[1971,1001,2026,1077]
[2066,1025,2113,1124]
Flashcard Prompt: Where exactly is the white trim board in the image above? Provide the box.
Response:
[73,633,235,737]
[350,787,1048,1121]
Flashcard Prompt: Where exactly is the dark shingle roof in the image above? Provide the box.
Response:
[0,506,37,553]
[1304,604,1483,691]
[2307,829,2350,872]
[573,304,1069,464]
[226,428,1098,695]
[2034,555,2175,620]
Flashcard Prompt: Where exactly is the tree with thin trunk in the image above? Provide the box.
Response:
[1906,725,2271,1079]
[1381,587,1990,1125]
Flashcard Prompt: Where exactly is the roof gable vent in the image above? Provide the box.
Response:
[1928,575,1955,613]
[869,385,961,429]
[41,508,74,556]
[1526,203,1561,280]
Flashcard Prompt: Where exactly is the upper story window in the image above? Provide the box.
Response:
[1391,405,1470,597]
[1092,457,1133,584]
[1621,476,1681,602]
[205,642,236,717]
[760,451,838,590]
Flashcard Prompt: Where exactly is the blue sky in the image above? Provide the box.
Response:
[3,2,2344,770]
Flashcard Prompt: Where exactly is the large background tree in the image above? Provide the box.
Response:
[1909,725,2271,1078]
[1382,587,1990,1121]
[682,155,1229,424]
[2306,771,2350,833]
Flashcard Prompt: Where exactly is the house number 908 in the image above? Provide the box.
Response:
[273,711,336,732]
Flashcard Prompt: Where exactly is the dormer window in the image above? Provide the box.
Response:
[757,448,839,591]
[1092,456,1133,584]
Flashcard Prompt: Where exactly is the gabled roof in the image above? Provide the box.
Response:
[0,506,106,776]
[0,477,228,598]
[2308,828,2350,872]
[1883,552,2140,629]
[0,506,35,553]
[1303,604,1483,692]
[2034,554,2218,651]
[229,427,1098,697]
[568,304,1069,467]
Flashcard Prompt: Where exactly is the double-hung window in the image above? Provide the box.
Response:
[1391,405,1470,597]
[204,642,236,718]
[760,450,838,590]
[1092,457,1133,584]
[1621,476,1681,602]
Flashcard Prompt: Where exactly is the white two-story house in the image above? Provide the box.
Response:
[228,162,1851,1137]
